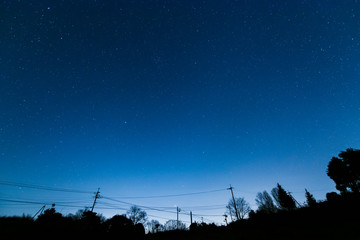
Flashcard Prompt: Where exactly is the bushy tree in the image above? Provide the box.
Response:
[35,206,74,236]
[255,191,277,213]
[271,183,296,210]
[226,197,251,220]
[327,148,360,194]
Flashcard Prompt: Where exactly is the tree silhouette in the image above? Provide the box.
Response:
[305,189,317,207]
[327,148,360,194]
[271,183,296,210]
[226,197,251,220]
[255,191,277,213]
[79,210,104,234]
[36,206,63,223]
[127,206,148,225]
[105,214,133,236]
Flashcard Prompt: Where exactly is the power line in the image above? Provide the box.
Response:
[0,197,223,224]
[181,209,223,218]
[0,180,228,201]
[181,206,226,211]
[0,198,89,209]
[107,188,227,199]
[101,196,178,214]
[0,181,227,224]
[0,180,226,199]
[100,198,226,211]
[0,180,94,194]
[0,198,49,205]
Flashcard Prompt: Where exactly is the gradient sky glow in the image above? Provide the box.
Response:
[1,0,360,224]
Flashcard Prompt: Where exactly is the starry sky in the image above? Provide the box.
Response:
[1,0,360,223]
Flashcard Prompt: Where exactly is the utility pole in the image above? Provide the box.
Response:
[190,211,193,225]
[91,188,100,212]
[176,206,181,229]
[227,185,239,220]
[33,205,46,219]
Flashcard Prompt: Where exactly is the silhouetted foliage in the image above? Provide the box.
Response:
[36,206,63,224]
[0,215,35,237]
[127,205,147,225]
[34,206,78,238]
[248,210,256,219]
[305,189,317,207]
[3,148,360,240]
[105,214,133,236]
[134,223,146,239]
[2,193,360,240]
[271,183,296,210]
[189,222,218,233]
[255,190,277,213]
[78,210,105,236]
[326,192,340,202]
[327,148,360,194]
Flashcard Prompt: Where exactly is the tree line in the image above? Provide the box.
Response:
[224,148,360,221]
[1,148,359,239]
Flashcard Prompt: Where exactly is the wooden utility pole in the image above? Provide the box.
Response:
[91,188,100,212]
[190,211,193,225]
[227,185,239,220]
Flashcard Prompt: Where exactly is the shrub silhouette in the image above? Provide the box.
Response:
[78,210,105,236]
[134,223,145,240]
[36,207,63,224]
[105,214,133,237]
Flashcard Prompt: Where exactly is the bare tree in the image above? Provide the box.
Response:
[127,205,147,225]
[164,219,186,231]
[147,219,164,233]
[226,197,251,220]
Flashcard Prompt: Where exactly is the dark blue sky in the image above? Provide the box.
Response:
[1,0,360,223]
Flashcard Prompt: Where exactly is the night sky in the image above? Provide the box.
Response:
[1,0,360,224]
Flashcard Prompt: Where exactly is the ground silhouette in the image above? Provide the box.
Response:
[1,148,359,239]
